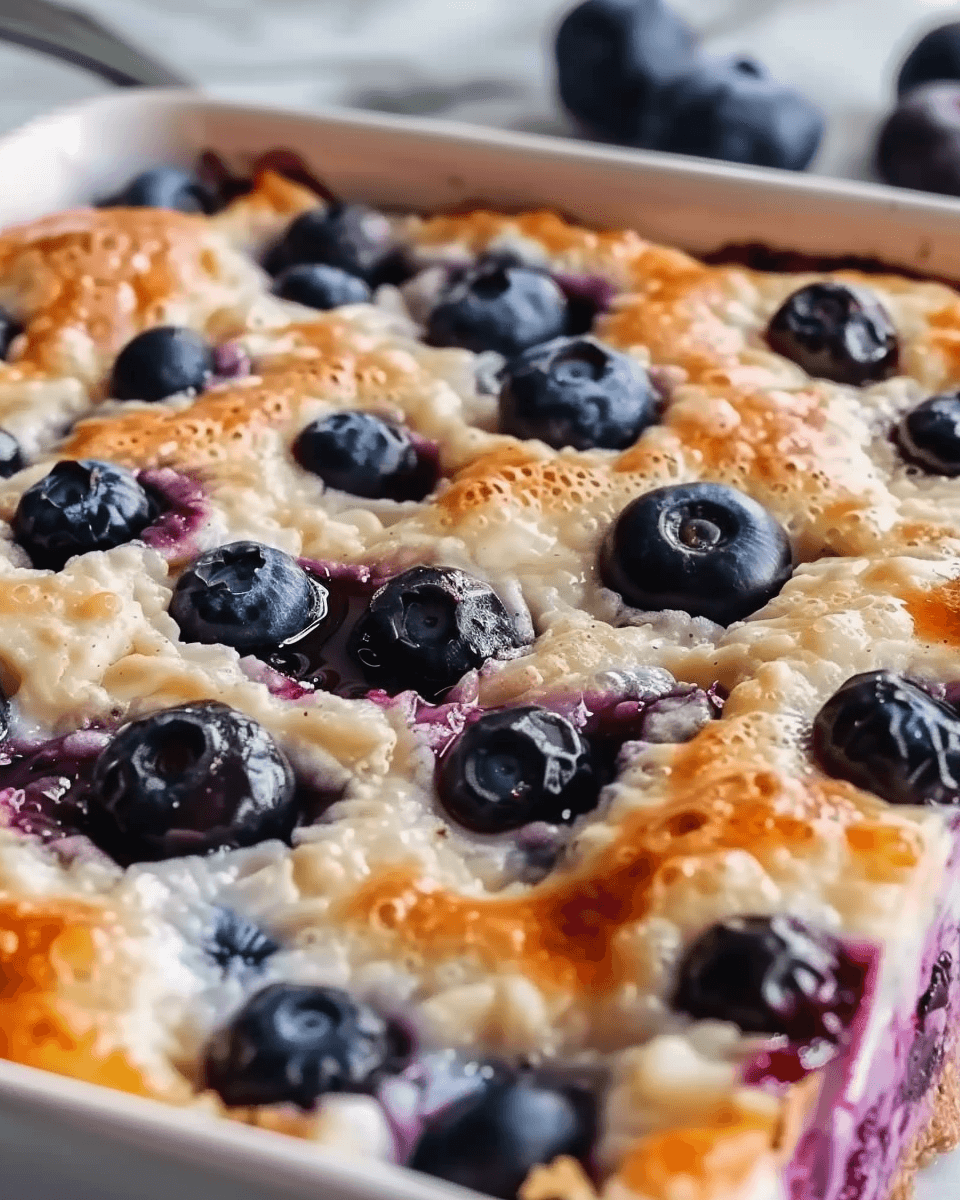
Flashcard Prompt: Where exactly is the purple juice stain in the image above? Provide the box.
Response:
[551,270,617,335]
[138,468,209,561]
[210,341,252,382]
[0,729,110,844]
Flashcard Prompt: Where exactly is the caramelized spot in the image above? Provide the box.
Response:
[904,576,960,645]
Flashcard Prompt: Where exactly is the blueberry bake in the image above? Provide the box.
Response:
[1,162,960,1200]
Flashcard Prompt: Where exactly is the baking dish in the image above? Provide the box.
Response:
[4,17,960,1200]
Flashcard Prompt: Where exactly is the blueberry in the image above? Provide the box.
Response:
[427,261,568,358]
[898,23,960,97]
[14,459,156,571]
[208,908,279,971]
[766,282,898,386]
[101,167,216,214]
[268,204,397,283]
[673,915,865,1044]
[918,952,952,1021]
[0,308,23,360]
[410,1071,596,1199]
[438,706,599,834]
[348,566,526,701]
[499,336,657,451]
[293,411,435,501]
[657,56,823,170]
[89,701,296,863]
[813,670,960,807]
[600,482,792,625]
[0,429,24,478]
[110,326,216,403]
[170,542,324,654]
[273,263,372,310]
[555,0,697,145]
[876,83,960,197]
[898,392,960,475]
[204,982,402,1109]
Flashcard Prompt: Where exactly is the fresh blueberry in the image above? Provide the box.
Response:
[268,204,397,283]
[898,23,960,97]
[0,429,24,478]
[89,701,296,864]
[673,915,866,1044]
[204,982,403,1109]
[208,908,279,971]
[499,335,657,451]
[14,459,156,571]
[293,411,436,501]
[766,282,898,386]
[555,0,697,145]
[0,308,23,360]
[273,263,372,310]
[876,83,960,197]
[898,392,960,475]
[348,566,526,701]
[170,542,325,655]
[438,706,599,834]
[110,326,215,403]
[427,261,568,358]
[410,1070,596,1199]
[99,167,216,214]
[600,482,792,625]
[813,670,960,807]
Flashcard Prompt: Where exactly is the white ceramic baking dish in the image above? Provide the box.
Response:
[2,76,960,1200]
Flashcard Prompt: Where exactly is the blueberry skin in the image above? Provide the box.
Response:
[293,411,435,501]
[269,204,396,283]
[101,167,216,214]
[600,482,792,625]
[427,261,568,358]
[438,706,599,834]
[898,392,960,475]
[170,542,324,654]
[110,326,216,403]
[499,336,657,451]
[898,23,960,97]
[814,671,960,807]
[767,282,898,386]
[673,915,865,1045]
[273,263,372,310]
[348,566,526,701]
[89,700,296,864]
[0,308,22,361]
[14,459,156,571]
[208,908,279,971]
[0,429,24,478]
[876,83,960,197]
[410,1072,596,1200]
[555,0,697,145]
[204,983,401,1109]
[657,56,823,170]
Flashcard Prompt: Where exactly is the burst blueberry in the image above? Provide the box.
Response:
[268,204,397,283]
[208,908,279,971]
[898,392,960,475]
[767,282,898,385]
[294,410,436,502]
[110,326,216,403]
[273,263,372,310]
[877,83,960,197]
[0,308,22,360]
[204,982,402,1109]
[100,166,216,214]
[89,701,296,864]
[0,429,23,478]
[499,335,657,450]
[897,22,960,97]
[600,482,792,625]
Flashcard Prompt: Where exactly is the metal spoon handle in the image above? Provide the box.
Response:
[0,0,189,87]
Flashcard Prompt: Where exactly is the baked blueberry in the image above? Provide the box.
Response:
[273,263,372,310]
[293,411,435,502]
[600,482,792,625]
[170,542,325,655]
[876,83,960,197]
[673,915,865,1045]
[110,326,216,403]
[0,429,24,478]
[410,1071,596,1199]
[813,670,960,806]
[208,908,279,971]
[499,336,657,450]
[555,0,697,146]
[427,261,568,358]
[268,204,396,283]
[14,459,156,571]
[766,282,898,385]
[89,701,296,863]
[0,308,22,360]
[657,56,823,170]
[898,23,960,97]
[898,392,960,475]
[100,166,216,214]
[348,566,526,701]
[438,706,599,834]
[204,982,401,1109]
